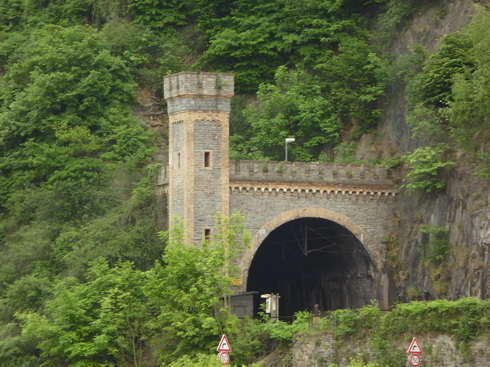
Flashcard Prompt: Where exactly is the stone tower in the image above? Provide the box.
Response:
[163,72,234,245]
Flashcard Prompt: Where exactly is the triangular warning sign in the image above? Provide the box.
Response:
[217,334,232,352]
[407,337,423,354]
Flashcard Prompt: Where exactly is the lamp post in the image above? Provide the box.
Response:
[285,138,295,162]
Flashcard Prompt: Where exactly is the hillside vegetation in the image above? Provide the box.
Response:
[0,0,490,365]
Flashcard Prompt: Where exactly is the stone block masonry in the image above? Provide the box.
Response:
[164,72,233,246]
[163,72,399,309]
[229,160,398,199]
[164,72,234,114]
[230,160,394,185]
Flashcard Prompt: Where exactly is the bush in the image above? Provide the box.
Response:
[401,143,454,192]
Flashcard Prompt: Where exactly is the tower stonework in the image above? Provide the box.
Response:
[162,71,400,312]
[163,72,234,246]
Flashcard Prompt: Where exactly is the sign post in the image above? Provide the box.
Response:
[217,334,232,365]
[407,337,422,367]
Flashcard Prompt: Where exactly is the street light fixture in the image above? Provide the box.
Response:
[285,138,295,162]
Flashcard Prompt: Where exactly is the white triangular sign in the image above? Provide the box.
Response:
[407,337,423,354]
[217,334,232,352]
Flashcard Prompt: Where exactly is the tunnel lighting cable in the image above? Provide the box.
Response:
[295,223,351,233]
[267,240,341,255]
[278,230,358,243]
[277,222,354,235]
[290,222,308,256]
[290,222,349,256]
[267,222,362,257]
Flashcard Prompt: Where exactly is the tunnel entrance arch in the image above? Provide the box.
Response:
[242,207,382,318]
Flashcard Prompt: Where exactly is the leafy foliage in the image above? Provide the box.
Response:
[401,143,454,192]
[101,21,188,86]
[128,0,189,33]
[381,298,490,342]
[199,0,388,93]
[15,214,259,366]
[2,0,490,365]
[376,0,425,45]
[236,67,342,161]
[320,298,490,366]
[405,6,490,175]
[0,25,153,214]
[0,24,162,302]
[164,353,224,367]
[146,214,252,364]
[0,21,165,365]
[328,354,379,367]
[450,7,490,152]
[413,32,475,109]
[232,37,388,161]
[18,260,150,366]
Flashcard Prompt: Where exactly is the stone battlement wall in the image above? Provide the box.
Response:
[163,72,234,114]
[159,160,398,195]
[229,160,395,186]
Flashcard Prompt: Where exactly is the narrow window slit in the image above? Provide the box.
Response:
[204,151,211,167]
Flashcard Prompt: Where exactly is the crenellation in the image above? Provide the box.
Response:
[163,72,234,100]
[229,160,394,185]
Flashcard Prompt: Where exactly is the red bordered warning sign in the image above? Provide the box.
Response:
[218,351,230,365]
[217,334,232,352]
[409,354,421,367]
[407,337,423,354]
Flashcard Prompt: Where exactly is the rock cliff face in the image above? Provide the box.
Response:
[393,163,490,301]
[362,0,490,303]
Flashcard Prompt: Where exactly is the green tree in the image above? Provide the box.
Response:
[18,259,150,366]
[0,25,160,362]
[238,66,342,161]
[0,25,153,217]
[13,213,269,365]
[101,21,187,86]
[199,2,285,92]
[145,214,249,364]
[0,0,129,31]
[127,0,195,34]
[411,31,475,109]
[450,7,490,153]
[405,6,490,175]
[233,36,388,161]
[199,0,387,92]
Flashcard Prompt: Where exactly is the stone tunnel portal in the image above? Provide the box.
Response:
[246,217,377,318]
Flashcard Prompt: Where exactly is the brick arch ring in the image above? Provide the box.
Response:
[240,206,382,283]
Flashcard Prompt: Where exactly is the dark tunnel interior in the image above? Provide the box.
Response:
[246,217,377,318]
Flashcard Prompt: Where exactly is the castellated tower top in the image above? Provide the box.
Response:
[163,72,234,114]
